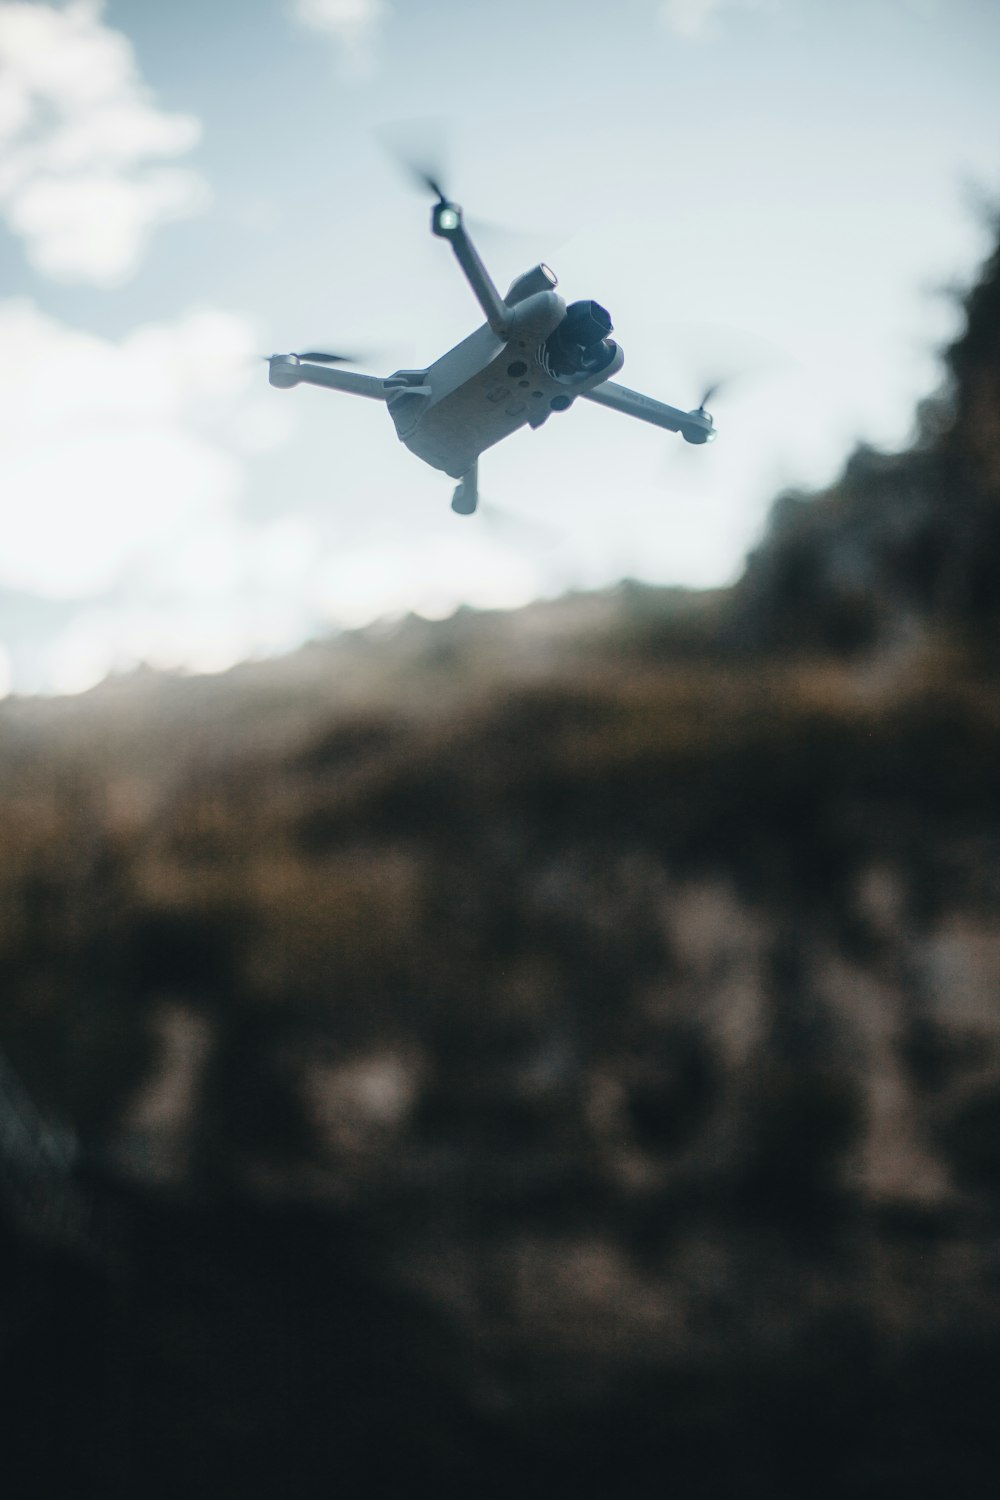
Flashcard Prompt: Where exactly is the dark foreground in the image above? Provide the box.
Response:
[5,1180,1000,1499]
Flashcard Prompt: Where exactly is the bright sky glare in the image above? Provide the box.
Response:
[1,0,998,694]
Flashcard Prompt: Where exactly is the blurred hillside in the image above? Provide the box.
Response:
[1,225,1000,1498]
[729,223,1000,658]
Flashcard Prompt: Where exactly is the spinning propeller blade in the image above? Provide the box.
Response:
[376,118,560,251]
[376,119,451,203]
[412,166,448,203]
[697,379,724,412]
[293,350,362,366]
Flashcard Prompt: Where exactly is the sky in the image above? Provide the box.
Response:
[1,0,999,695]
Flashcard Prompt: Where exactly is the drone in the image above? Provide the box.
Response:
[268,175,716,516]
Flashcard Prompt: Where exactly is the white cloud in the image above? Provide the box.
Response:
[0,299,322,694]
[0,0,208,283]
[292,0,389,75]
[0,299,272,600]
[313,532,540,630]
[658,0,765,39]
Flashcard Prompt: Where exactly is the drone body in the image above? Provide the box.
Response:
[269,196,715,514]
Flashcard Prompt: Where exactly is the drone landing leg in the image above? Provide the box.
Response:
[451,461,479,515]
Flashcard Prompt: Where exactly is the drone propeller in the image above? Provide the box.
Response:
[407,161,448,203]
[696,379,724,413]
[376,119,452,203]
[376,117,566,257]
[293,350,363,366]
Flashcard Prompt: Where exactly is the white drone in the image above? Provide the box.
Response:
[268,171,716,516]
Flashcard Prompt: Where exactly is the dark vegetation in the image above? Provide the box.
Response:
[2,226,1000,1496]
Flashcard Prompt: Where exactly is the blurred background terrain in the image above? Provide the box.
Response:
[2,216,1000,1497]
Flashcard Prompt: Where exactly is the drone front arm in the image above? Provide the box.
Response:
[431,203,510,338]
[581,379,714,444]
[269,357,387,400]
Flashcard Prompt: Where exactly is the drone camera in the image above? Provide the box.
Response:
[544,300,616,377]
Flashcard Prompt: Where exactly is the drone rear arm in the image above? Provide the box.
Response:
[431,203,510,338]
[581,379,714,444]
